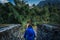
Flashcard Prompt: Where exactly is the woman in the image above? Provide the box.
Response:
[24,25,36,40]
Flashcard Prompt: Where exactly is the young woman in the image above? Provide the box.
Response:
[24,25,36,40]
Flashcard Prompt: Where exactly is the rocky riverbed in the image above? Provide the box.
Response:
[0,24,21,40]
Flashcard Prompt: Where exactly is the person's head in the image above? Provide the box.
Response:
[27,21,31,27]
[28,25,32,28]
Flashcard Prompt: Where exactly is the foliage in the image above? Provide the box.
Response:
[0,0,60,25]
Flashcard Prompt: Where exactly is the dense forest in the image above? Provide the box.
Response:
[0,0,60,26]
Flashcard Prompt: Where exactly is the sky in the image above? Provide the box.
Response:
[0,0,15,5]
[8,0,15,5]
[25,0,43,6]
[0,0,44,6]
[0,0,9,3]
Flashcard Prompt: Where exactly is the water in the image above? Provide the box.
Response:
[0,24,21,40]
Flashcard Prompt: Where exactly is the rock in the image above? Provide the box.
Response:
[0,24,21,40]
[37,24,60,40]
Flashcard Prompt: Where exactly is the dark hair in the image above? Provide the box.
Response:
[28,25,32,28]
